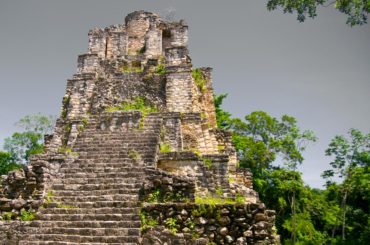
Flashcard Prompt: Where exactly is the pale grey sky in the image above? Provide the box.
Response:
[0,0,369,188]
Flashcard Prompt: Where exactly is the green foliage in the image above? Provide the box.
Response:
[16,114,55,134]
[61,96,70,118]
[214,94,232,129]
[322,129,370,242]
[2,114,55,164]
[43,190,55,205]
[165,217,178,234]
[142,187,186,203]
[20,209,36,221]
[214,94,369,243]
[235,193,245,204]
[192,68,207,92]
[195,195,237,205]
[266,0,370,26]
[155,63,166,75]
[140,211,158,231]
[159,143,172,153]
[215,186,224,196]
[4,132,44,163]
[202,158,213,169]
[1,211,14,221]
[106,97,157,116]
[214,95,316,172]
[0,151,21,175]
[138,46,146,54]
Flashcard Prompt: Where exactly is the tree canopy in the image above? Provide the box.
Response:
[266,0,370,26]
[2,113,55,164]
[214,94,370,244]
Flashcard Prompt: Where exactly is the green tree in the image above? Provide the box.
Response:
[4,132,44,163]
[266,0,370,26]
[214,94,318,243]
[3,114,55,163]
[15,113,55,135]
[0,151,21,175]
[322,128,370,242]
[263,168,329,244]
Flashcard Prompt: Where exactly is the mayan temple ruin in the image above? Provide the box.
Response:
[0,11,279,244]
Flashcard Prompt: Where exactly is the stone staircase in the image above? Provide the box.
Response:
[19,112,162,245]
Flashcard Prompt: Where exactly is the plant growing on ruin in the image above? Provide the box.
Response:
[121,61,143,73]
[105,97,158,129]
[195,195,236,205]
[155,63,166,75]
[235,193,245,204]
[202,158,213,169]
[192,68,207,92]
[165,217,178,234]
[159,143,172,153]
[215,186,224,196]
[20,209,36,221]
[147,188,161,203]
[140,211,158,231]
[1,211,14,221]
[78,117,89,133]
[128,150,141,160]
[106,97,157,116]
[137,46,146,54]
[61,95,70,118]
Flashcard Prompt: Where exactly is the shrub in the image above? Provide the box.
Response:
[160,143,172,153]
[105,97,157,116]
[165,217,178,234]
[140,211,158,231]
[1,212,14,221]
[203,158,213,169]
[192,68,207,92]
[20,209,36,221]
[155,63,166,75]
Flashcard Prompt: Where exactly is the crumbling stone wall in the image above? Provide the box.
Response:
[140,167,196,203]
[157,152,231,197]
[0,154,70,216]
[141,203,278,245]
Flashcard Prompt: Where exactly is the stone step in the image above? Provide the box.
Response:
[52,183,142,191]
[43,201,139,209]
[40,207,137,215]
[53,189,140,197]
[28,227,139,237]
[20,241,137,245]
[25,234,140,243]
[53,177,144,185]
[52,194,138,202]
[37,212,140,221]
[61,161,153,168]
[61,167,144,174]
[74,155,156,161]
[29,220,141,229]
[73,135,159,142]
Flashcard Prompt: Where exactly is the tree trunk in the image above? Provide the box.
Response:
[341,190,348,241]
[291,192,297,244]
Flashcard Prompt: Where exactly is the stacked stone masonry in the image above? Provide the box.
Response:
[0,10,278,244]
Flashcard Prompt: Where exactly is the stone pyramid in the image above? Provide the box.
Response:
[0,11,278,245]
